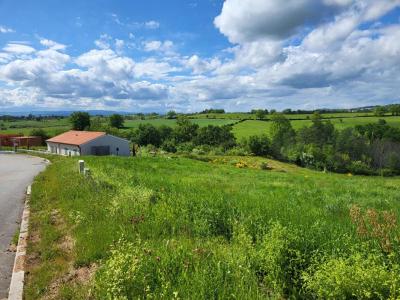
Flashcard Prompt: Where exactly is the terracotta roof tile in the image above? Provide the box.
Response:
[46,130,106,146]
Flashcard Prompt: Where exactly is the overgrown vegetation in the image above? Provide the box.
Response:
[25,155,400,299]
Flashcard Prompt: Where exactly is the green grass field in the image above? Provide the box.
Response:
[0,118,238,137]
[25,154,400,299]
[189,111,378,120]
[232,116,400,139]
[0,119,70,136]
[124,118,238,129]
[2,113,397,140]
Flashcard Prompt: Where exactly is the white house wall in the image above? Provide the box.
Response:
[80,135,130,156]
[47,142,80,156]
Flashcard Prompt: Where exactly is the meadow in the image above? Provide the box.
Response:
[0,118,70,136]
[2,113,398,141]
[124,118,238,129]
[25,154,400,299]
[233,116,400,139]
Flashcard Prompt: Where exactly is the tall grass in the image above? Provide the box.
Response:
[26,155,400,299]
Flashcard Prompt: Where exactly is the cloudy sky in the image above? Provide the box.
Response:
[0,0,399,113]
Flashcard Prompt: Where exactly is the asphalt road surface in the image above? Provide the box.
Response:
[0,154,47,299]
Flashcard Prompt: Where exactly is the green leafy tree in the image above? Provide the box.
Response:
[247,135,271,156]
[298,112,335,147]
[90,116,106,131]
[166,110,177,119]
[269,113,296,156]
[173,118,199,143]
[29,128,49,145]
[130,124,162,147]
[374,106,387,117]
[109,114,125,129]
[194,125,236,149]
[389,104,400,116]
[70,111,91,131]
[255,109,266,120]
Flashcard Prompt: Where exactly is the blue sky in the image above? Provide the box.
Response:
[0,0,399,113]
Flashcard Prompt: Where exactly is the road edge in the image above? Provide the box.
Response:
[7,185,31,300]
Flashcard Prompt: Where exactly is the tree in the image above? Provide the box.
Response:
[194,125,236,149]
[166,110,177,119]
[90,116,106,131]
[298,112,335,147]
[374,106,387,117]
[247,135,271,156]
[109,114,124,129]
[173,118,199,143]
[131,124,162,147]
[282,108,292,114]
[389,104,400,116]
[29,128,49,145]
[269,113,296,155]
[255,109,266,120]
[70,112,91,130]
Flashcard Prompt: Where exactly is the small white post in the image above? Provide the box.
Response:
[78,160,85,174]
[84,168,91,177]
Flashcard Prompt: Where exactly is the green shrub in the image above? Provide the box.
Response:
[303,252,400,299]
[257,223,305,297]
[95,239,141,299]
[348,160,373,175]
[161,140,177,153]
[247,135,271,156]
[260,161,269,170]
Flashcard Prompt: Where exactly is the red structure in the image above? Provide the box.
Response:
[0,134,22,146]
[11,136,43,147]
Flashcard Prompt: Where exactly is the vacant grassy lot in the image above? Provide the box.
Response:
[0,119,70,136]
[0,118,238,137]
[124,118,238,129]
[25,155,400,299]
[233,116,400,139]
[189,111,377,120]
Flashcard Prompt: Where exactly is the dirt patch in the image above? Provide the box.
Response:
[42,263,97,300]
[59,235,74,253]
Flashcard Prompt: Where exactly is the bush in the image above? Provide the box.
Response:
[95,239,141,299]
[225,146,249,156]
[247,135,271,156]
[257,223,305,297]
[176,142,195,153]
[194,125,236,149]
[161,140,177,153]
[303,252,400,299]
[348,160,374,175]
[260,161,269,170]
[29,128,49,145]
[132,124,162,147]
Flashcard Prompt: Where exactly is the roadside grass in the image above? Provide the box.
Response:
[25,155,400,299]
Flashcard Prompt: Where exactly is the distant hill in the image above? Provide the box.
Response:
[0,110,135,117]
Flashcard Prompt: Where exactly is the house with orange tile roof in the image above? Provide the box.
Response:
[46,130,130,156]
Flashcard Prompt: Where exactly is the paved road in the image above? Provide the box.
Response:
[0,154,47,299]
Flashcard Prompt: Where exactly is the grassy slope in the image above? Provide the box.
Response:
[25,154,400,299]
